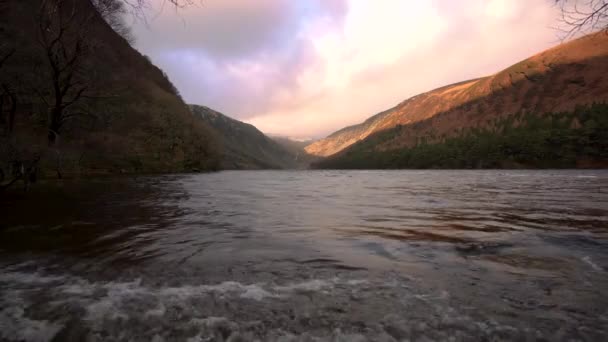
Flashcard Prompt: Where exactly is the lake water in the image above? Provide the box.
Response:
[1,170,607,341]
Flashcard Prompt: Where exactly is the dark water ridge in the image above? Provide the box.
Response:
[1,170,607,341]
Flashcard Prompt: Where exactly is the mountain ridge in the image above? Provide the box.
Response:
[305,32,608,158]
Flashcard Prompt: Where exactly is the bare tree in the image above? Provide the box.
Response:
[91,0,135,45]
[0,45,39,190]
[37,0,95,146]
[0,45,17,136]
[118,0,201,21]
[555,0,608,39]
[0,85,17,137]
[0,2,16,137]
[92,0,205,45]
[122,0,198,10]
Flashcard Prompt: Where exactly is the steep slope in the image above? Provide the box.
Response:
[304,104,406,157]
[191,105,297,169]
[306,32,608,158]
[0,0,219,179]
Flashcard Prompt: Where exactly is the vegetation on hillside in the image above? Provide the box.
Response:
[313,103,608,169]
[0,0,220,190]
[306,31,608,159]
[191,105,299,170]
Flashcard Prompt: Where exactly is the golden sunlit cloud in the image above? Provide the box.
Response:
[134,0,560,139]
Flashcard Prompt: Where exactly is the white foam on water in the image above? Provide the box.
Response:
[346,279,367,286]
[144,303,166,317]
[83,278,359,305]
[60,282,96,295]
[0,271,64,285]
[151,334,165,342]
[186,335,204,342]
[0,268,377,341]
[275,279,332,293]
[68,277,369,334]
[240,285,275,300]
[190,316,232,328]
[0,307,63,342]
[103,278,146,296]
[184,317,372,342]
[85,298,129,325]
[582,256,603,271]
[157,281,276,300]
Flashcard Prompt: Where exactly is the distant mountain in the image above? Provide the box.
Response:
[191,105,298,169]
[305,107,396,158]
[0,0,220,179]
[270,136,314,151]
[270,136,319,168]
[311,32,608,169]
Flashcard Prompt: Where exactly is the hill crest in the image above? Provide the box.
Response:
[305,32,608,157]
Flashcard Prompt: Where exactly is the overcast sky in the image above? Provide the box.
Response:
[133,0,561,139]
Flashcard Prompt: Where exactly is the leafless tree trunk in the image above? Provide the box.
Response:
[0,48,17,136]
[0,84,17,135]
[555,0,608,39]
[37,0,94,146]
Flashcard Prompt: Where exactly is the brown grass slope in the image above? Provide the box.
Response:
[306,32,608,157]
[0,0,220,178]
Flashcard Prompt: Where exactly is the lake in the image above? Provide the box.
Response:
[1,170,607,341]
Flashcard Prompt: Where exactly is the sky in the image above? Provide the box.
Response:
[133,0,562,139]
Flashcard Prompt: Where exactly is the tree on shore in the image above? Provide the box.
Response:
[37,0,96,147]
[0,48,17,137]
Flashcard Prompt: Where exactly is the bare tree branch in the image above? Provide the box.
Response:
[118,0,203,24]
[92,0,135,44]
[1,84,17,134]
[0,46,17,136]
[555,0,608,40]
[37,0,96,146]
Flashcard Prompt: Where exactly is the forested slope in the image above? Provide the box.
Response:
[0,0,220,184]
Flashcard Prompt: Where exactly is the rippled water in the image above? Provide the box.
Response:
[1,170,607,341]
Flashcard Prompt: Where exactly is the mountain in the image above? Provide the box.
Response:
[0,0,220,181]
[270,136,319,168]
[305,107,397,157]
[191,105,298,169]
[309,32,608,169]
[270,136,313,153]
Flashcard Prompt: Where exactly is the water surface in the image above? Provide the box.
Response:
[1,170,607,341]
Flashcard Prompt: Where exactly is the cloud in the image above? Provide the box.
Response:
[133,0,561,139]
[135,0,294,60]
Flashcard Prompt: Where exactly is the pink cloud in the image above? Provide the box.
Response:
[133,0,563,139]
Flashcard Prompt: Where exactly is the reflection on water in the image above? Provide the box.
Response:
[1,170,607,341]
